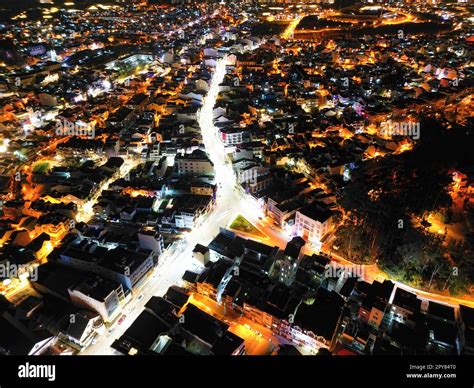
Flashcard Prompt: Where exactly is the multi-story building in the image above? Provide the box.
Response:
[174,149,214,176]
[390,288,421,328]
[219,127,246,146]
[58,245,155,291]
[68,277,124,323]
[138,230,164,256]
[266,195,301,227]
[294,204,334,245]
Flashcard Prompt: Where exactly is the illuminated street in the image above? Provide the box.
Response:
[185,293,278,355]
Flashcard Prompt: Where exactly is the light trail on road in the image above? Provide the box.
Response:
[75,158,141,223]
[281,15,305,39]
[84,57,264,355]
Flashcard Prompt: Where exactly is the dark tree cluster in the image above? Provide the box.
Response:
[334,116,474,295]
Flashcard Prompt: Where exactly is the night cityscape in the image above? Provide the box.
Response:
[0,0,472,385]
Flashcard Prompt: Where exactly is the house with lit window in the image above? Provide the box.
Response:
[390,288,421,328]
